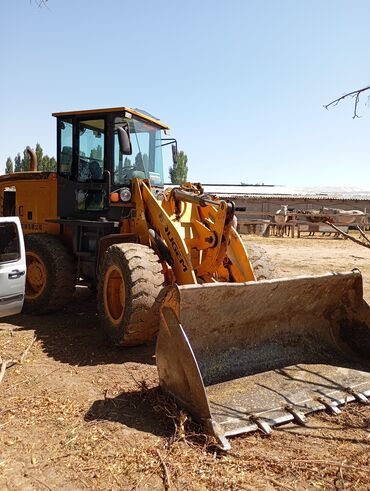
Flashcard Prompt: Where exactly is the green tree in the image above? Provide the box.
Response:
[13,144,57,172]
[90,144,103,161]
[14,153,22,172]
[118,157,132,181]
[41,155,50,171]
[21,148,31,171]
[169,150,188,184]
[40,155,57,172]
[35,143,44,169]
[5,157,13,174]
[142,153,149,171]
[134,152,144,172]
[123,157,132,172]
[47,156,57,171]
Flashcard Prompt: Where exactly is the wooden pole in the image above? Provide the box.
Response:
[324,221,370,249]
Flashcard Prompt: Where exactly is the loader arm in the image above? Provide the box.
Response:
[136,179,196,284]
[132,179,255,285]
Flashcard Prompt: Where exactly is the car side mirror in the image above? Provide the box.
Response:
[117,125,132,155]
[172,143,178,164]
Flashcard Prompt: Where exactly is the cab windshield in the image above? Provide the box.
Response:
[114,116,164,187]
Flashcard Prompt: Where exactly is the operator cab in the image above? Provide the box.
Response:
[53,107,172,219]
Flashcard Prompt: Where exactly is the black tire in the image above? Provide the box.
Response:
[24,234,75,314]
[98,243,166,346]
[243,241,277,280]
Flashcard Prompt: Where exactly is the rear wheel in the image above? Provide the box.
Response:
[98,243,166,346]
[243,241,277,280]
[24,234,76,314]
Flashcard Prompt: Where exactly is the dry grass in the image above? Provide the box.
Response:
[1,236,370,490]
[1,327,369,490]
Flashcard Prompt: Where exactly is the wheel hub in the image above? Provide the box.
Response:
[26,252,47,298]
[104,265,125,324]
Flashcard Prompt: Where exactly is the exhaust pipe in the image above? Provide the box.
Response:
[26,146,37,171]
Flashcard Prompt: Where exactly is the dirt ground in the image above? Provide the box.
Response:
[1,235,369,490]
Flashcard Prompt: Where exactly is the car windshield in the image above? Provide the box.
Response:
[113,116,164,187]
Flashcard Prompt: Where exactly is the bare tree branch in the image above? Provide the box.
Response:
[0,336,36,385]
[324,85,370,118]
[324,221,370,248]
[356,225,370,244]
[30,0,49,8]
[156,450,171,491]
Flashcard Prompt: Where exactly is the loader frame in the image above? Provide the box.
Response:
[2,107,368,448]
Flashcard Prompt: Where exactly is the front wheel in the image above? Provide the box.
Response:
[24,234,76,314]
[98,243,166,346]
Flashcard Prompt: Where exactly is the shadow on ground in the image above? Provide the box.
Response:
[3,286,156,367]
[85,386,174,438]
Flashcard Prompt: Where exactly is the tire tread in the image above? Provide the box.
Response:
[98,243,166,346]
[24,234,75,314]
[243,241,278,280]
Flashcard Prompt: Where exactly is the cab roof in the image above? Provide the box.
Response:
[52,106,170,130]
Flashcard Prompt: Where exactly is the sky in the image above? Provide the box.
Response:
[1,0,370,186]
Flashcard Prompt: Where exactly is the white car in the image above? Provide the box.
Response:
[0,217,26,317]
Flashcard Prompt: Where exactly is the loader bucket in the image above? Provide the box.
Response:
[156,271,370,450]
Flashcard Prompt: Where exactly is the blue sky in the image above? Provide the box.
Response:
[1,0,370,186]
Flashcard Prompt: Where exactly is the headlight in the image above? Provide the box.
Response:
[119,188,131,202]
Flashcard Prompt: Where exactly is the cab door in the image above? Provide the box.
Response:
[0,217,26,317]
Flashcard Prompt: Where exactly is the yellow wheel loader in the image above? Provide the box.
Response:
[0,107,369,449]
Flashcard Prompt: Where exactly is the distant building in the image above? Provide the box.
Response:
[201,184,370,216]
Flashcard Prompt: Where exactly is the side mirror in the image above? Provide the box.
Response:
[117,124,132,155]
[172,143,178,164]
